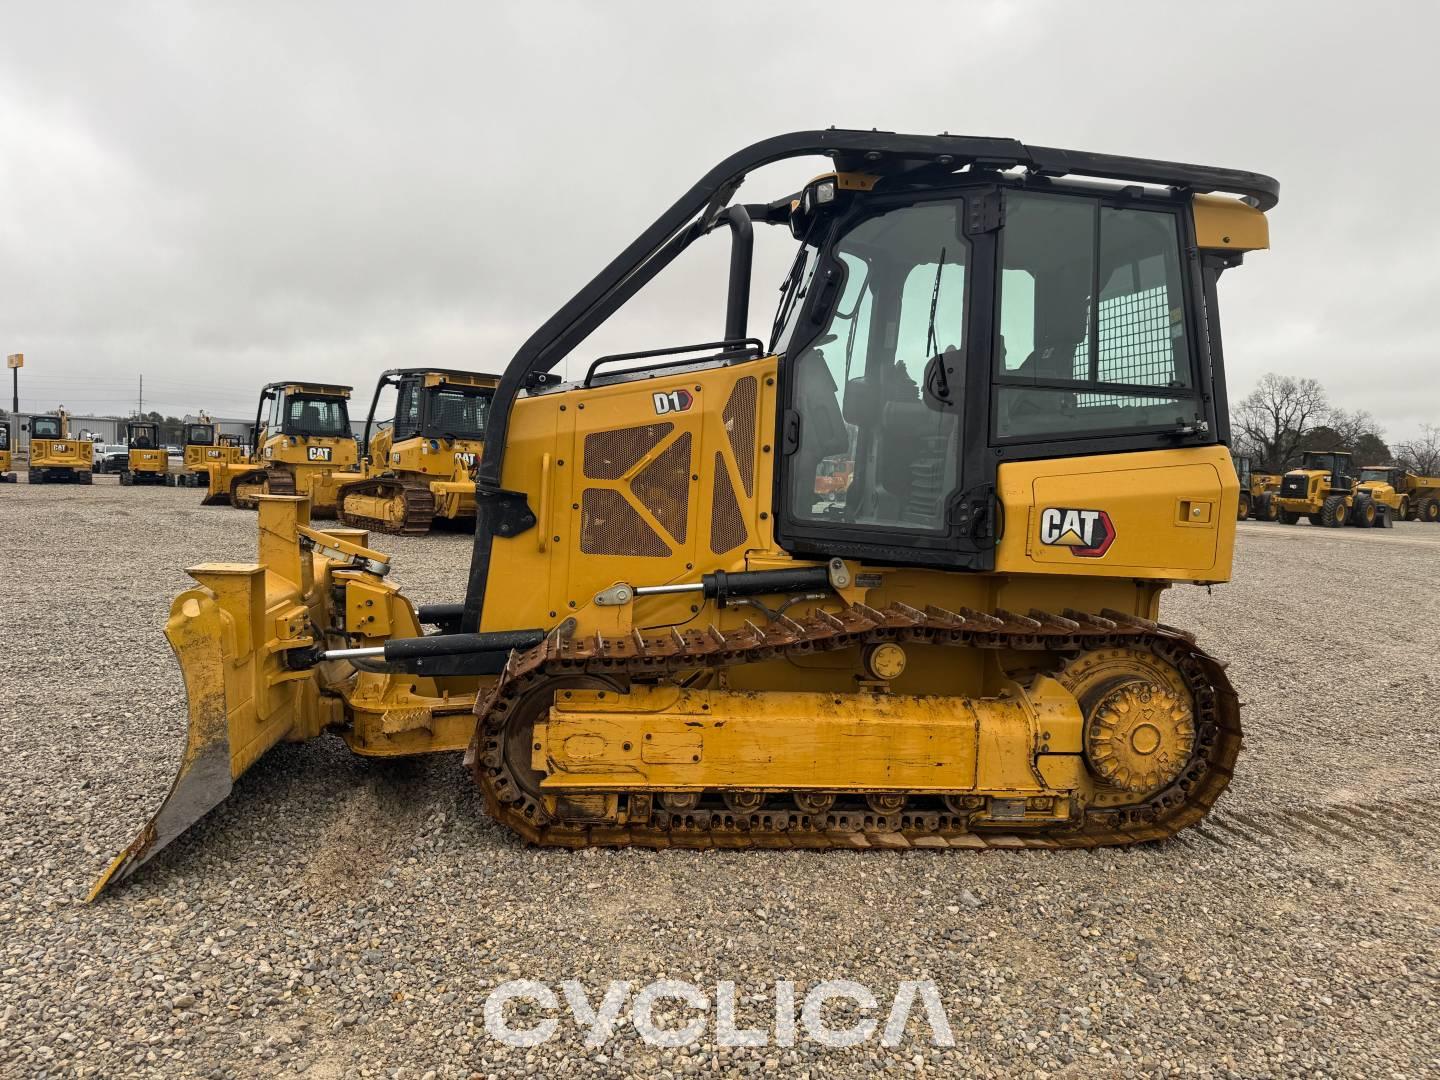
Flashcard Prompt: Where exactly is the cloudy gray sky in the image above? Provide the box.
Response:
[2,2,1436,440]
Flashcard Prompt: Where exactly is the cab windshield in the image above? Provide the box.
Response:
[423,386,492,441]
[1301,452,1344,472]
[1359,469,1394,484]
[129,424,158,449]
[283,395,350,437]
[186,424,215,446]
[31,417,61,439]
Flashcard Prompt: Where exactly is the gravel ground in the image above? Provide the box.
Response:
[2,479,1437,1079]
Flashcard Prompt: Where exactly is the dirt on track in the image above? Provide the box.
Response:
[1,482,1437,1078]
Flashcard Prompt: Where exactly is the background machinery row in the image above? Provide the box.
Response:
[2,370,498,535]
[11,396,1440,541]
[1234,451,1440,528]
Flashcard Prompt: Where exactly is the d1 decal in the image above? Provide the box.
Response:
[652,389,694,415]
[1038,507,1116,558]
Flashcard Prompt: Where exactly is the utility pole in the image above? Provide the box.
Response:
[138,374,143,417]
[6,353,21,415]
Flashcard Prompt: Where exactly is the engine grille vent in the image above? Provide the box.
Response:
[583,423,673,480]
[722,376,758,497]
[1280,475,1308,499]
[632,433,691,543]
[580,488,669,557]
[710,451,748,554]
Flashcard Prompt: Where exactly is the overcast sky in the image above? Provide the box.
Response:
[2,2,1436,440]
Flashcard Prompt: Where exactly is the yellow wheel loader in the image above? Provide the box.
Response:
[26,410,93,485]
[171,415,246,487]
[200,382,358,515]
[1233,455,1280,521]
[337,368,499,534]
[118,420,169,485]
[92,130,1277,897]
[1274,451,1362,527]
[0,421,15,483]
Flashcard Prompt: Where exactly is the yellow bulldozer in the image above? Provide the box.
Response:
[26,410,93,484]
[92,130,1277,897]
[200,382,358,514]
[118,420,169,485]
[171,415,246,487]
[0,421,14,483]
[336,368,499,533]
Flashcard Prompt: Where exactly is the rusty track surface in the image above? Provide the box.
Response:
[337,478,437,535]
[468,603,1242,850]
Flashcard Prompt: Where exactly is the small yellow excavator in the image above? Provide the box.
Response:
[0,421,14,483]
[172,414,246,487]
[26,410,92,485]
[337,368,499,534]
[200,382,358,514]
[93,130,1277,896]
[118,420,168,485]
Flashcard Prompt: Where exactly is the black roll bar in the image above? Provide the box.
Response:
[718,204,753,342]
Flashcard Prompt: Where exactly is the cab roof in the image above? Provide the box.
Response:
[380,367,501,389]
[263,382,352,398]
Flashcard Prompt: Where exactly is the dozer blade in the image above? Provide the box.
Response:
[90,498,342,899]
[88,591,237,898]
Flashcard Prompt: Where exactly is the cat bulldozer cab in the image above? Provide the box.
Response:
[200,382,358,513]
[173,415,247,487]
[119,421,168,485]
[337,368,500,534]
[26,410,92,485]
[1275,450,1368,527]
[0,421,14,483]
[92,130,1277,898]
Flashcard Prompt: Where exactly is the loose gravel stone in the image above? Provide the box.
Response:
[2,482,1438,1078]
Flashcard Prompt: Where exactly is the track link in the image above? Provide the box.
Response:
[467,603,1241,850]
[337,478,437,535]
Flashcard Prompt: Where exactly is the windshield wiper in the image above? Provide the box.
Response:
[924,246,946,359]
[769,247,810,352]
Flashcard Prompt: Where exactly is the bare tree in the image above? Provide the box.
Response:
[1306,408,1390,462]
[1232,373,1329,473]
[1394,423,1440,476]
[1326,407,1384,450]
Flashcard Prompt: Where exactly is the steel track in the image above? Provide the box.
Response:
[467,603,1242,850]
[337,478,437,535]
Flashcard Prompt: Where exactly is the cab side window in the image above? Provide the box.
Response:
[994,192,1196,440]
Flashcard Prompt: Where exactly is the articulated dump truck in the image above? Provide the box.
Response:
[92,130,1277,897]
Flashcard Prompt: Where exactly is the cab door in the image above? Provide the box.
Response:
[776,191,997,570]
